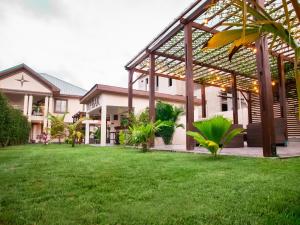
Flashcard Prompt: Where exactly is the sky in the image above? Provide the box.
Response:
[0,0,193,91]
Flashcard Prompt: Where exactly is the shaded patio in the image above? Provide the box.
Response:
[125,0,300,157]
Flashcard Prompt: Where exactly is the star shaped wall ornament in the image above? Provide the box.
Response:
[16,75,29,87]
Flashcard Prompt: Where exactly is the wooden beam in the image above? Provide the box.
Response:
[128,70,133,115]
[232,74,238,124]
[291,0,300,21]
[255,0,276,157]
[278,54,288,142]
[131,68,185,81]
[149,54,156,147]
[184,23,195,150]
[201,85,207,118]
[248,92,253,124]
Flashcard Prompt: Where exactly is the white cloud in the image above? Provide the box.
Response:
[0,0,193,91]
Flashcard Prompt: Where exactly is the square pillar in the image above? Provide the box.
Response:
[201,85,206,118]
[128,70,133,115]
[277,54,288,141]
[23,94,29,116]
[28,95,33,121]
[101,105,107,146]
[232,74,238,124]
[85,113,90,144]
[43,96,49,131]
[149,54,156,147]
[255,27,276,156]
[184,23,195,150]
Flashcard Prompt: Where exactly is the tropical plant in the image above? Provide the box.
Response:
[203,0,300,118]
[187,116,244,157]
[48,113,67,143]
[129,120,168,152]
[155,101,184,144]
[67,117,86,147]
[0,92,30,147]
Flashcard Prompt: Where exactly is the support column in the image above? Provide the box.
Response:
[149,54,156,147]
[23,94,28,116]
[232,74,238,124]
[48,96,54,130]
[278,54,288,141]
[85,113,90,144]
[43,96,49,131]
[201,85,206,118]
[248,92,253,124]
[101,105,107,146]
[128,70,133,115]
[28,95,33,121]
[255,0,276,157]
[184,23,195,150]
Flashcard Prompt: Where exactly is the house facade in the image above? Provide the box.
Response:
[0,64,86,142]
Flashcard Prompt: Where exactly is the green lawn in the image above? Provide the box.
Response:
[0,145,299,225]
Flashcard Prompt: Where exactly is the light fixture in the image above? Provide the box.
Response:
[253,81,257,85]
[203,19,209,25]
[272,81,276,86]
[252,48,257,53]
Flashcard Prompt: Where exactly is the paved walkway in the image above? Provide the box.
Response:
[152,142,300,158]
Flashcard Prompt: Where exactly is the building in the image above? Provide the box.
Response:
[136,76,249,126]
[0,64,86,142]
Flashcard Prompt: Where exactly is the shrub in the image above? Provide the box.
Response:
[155,101,184,145]
[0,92,30,147]
[187,116,244,157]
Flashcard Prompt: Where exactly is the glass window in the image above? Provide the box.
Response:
[168,78,173,87]
[55,99,67,113]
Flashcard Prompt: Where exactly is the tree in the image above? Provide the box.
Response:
[187,116,244,157]
[48,113,67,143]
[66,117,86,147]
[203,0,300,118]
[155,101,184,144]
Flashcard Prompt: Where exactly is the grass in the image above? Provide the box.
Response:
[0,144,299,225]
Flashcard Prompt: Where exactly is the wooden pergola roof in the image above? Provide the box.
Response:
[125,0,299,92]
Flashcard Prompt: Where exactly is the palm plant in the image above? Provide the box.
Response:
[48,113,67,144]
[155,101,184,144]
[187,116,244,157]
[203,0,300,118]
[67,117,86,147]
[129,120,168,152]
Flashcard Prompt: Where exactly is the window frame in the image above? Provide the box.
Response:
[54,99,68,114]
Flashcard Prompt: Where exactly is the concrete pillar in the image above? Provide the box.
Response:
[28,95,33,121]
[85,113,90,144]
[101,105,107,146]
[48,96,54,129]
[43,96,49,131]
[23,94,29,116]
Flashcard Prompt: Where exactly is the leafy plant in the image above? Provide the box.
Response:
[0,92,30,147]
[48,113,67,143]
[203,0,300,118]
[187,116,243,157]
[67,117,86,147]
[129,121,168,152]
[155,101,184,144]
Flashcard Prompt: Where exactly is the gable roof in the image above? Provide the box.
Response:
[0,64,86,97]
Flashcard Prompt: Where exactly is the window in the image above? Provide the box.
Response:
[168,78,173,87]
[55,99,67,113]
[221,103,228,112]
[146,78,148,84]
[113,114,118,120]
[156,76,159,87]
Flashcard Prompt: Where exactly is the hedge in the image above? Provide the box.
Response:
[0,92,30,147]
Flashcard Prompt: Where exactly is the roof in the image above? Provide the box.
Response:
[125,0,299,92]
[39,73,86,96]
[80,84,201,106]
[0,64,86,97]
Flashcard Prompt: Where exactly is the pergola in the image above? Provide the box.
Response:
[125,0,300,157]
